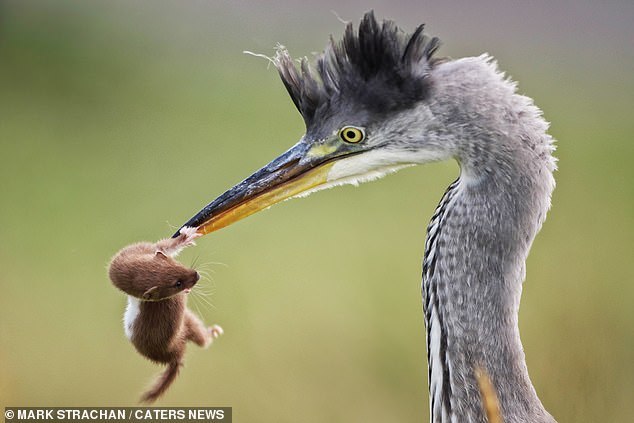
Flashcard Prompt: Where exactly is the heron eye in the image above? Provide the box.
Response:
[338,126,365,143]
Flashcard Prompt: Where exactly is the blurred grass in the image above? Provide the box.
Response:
[0,1,633,422]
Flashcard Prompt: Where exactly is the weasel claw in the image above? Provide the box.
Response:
[208,324,224,339]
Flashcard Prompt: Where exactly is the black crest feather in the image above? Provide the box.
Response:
[274,11,441,128]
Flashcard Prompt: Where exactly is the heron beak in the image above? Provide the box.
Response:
[175,141,348,236]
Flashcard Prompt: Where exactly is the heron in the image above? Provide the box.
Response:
[176,11,557,423]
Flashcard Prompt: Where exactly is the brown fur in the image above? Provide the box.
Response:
[108,229,222,403]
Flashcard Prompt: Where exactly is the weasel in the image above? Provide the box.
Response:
[108,227,222,403]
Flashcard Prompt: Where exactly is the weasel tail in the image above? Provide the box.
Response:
[140,361,181,403]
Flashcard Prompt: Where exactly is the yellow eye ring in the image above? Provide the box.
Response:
[338,126,365,143]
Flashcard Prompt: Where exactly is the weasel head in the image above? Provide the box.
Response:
[109,246,200,301]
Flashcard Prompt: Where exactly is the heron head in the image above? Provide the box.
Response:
[177,11,448,236]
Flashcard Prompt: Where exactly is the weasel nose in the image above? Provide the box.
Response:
[193,271,200,283]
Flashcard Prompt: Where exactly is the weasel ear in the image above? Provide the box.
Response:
[155,250,169,259]
[142,286,159,300]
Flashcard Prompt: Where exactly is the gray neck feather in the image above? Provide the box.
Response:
[422,56,557,423]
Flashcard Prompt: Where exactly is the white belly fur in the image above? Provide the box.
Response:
[123,296,140,340]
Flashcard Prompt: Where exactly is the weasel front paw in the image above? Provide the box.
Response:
[208,324,224,339]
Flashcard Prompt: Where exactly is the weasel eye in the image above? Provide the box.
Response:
[338,126,365,144]
[174,280,182,288]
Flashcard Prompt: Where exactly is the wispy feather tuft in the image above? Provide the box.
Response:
[273,11,441,129]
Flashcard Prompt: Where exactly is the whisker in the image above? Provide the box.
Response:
[195,265,217,275]
[195,260,229,270]
[192,290,216,298]
[194,291,217,311]
[205,261,229,268]
[193,289,216,297]
[193,283,215,292]
[191,293,205,319]
[197,270,213,281]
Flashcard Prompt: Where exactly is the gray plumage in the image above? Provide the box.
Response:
[275,12,439,130]
[421,57,556,423]
[276,12,556,423]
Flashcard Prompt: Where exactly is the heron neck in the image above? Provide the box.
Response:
[423,159,555,423]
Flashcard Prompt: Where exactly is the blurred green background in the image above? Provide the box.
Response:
[1,1,633,421]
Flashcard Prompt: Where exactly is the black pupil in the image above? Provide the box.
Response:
[346,130,356,139]
[176,281,181,287]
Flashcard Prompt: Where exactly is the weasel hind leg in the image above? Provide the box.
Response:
[155,227,201,257]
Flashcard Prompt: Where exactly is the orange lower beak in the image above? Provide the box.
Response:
[174,141,341,237]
